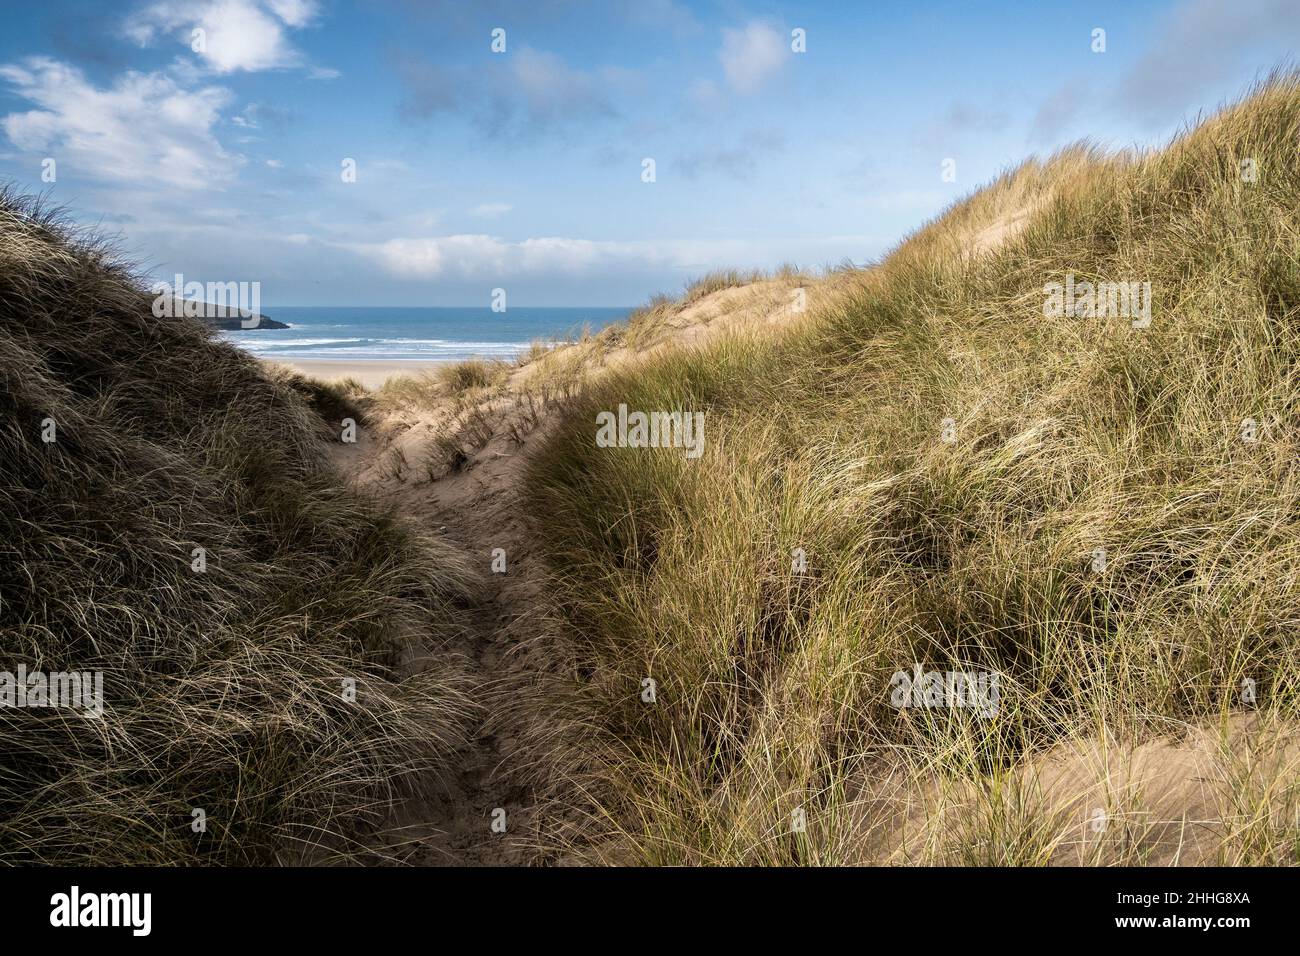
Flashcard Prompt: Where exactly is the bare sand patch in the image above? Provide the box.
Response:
[274,358,449,388]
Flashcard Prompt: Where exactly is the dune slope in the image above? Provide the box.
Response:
[519,77,1299,864]
[0,191,477,864]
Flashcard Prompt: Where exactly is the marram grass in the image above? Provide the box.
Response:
[0,189,479,864]
[524,75,1300,865]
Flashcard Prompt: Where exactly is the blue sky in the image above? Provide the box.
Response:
[0,0,1296,306]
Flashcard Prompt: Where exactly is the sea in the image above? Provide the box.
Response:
[219,306,631,363]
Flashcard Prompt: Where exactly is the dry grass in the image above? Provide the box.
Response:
[0,188,478,864]
[436,358,509,393]
[523,75,1300,865]
[682,268,767,304]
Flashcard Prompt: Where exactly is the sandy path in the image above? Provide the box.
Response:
[320,277,851,864]
[332,404,559,866]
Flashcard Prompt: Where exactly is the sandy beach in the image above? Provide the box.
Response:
[275,358,449,388]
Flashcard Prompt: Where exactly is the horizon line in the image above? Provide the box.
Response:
[258,304,637,310]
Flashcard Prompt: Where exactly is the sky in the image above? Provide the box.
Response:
[0,0,1296,307]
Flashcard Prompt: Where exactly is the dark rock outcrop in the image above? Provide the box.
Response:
[158,297,289,329]
[203,313,289,330]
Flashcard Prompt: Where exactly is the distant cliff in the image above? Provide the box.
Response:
[203,312,289,330]
[155,296,289,329]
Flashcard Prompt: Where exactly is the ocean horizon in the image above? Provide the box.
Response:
[220,306,631,362]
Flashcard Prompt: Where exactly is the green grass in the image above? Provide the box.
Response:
[523,75,1300,864]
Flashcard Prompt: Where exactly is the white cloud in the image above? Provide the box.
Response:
[230,103,259,127]
[265,0,316,27]
[265,158,282,168]
[357,233,609,278]
[354,235,508,278]
[346,232,883,281]
[0,57,240,189]
[719,21,787,94]
[472,202,512,219]
[516,237,608,274]
[126,0,321,74]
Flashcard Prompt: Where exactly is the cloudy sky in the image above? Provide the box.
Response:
[0,0,1296,306]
